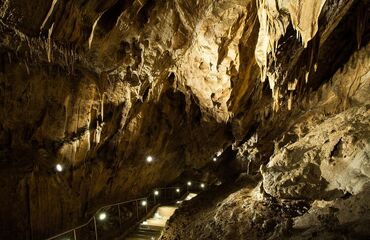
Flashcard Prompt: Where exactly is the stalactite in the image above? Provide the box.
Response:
[86,105,92,152]
[101,94,104,122]
[255,0,327,104]
[71,140,79,164]
[40,0,58,30]
[88,12,105,49]
[7,52,11,64]
[272,87,280,112]
[24,61,30,75]
[63,95,70,136]
[288,79,298,91]
[47,23,54,63]
[86,129,91,152]
[288,91,293,110]
[288,0,327,48]
[94,123,102,145]
[305,71,309,83]
[76,99,81,133]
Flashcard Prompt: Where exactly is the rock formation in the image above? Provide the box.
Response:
[0,0,369,239]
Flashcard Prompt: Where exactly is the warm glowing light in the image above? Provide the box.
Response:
[141,200,147,206]
[216,151,222,157]
[176,188,180,193]
[56,164,63,172]
[154,212,162,219]
[98,212,107,221]
[213,157,217,162]
[187,181,192,186]
[200,183,205,188]
[154,190,159,196]
[146,156,153,163]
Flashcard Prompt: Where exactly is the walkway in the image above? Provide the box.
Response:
[122,193,197,240]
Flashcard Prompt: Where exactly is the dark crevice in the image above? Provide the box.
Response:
[310,0,370,91]
[137,0,156,26]
[99,0,132,33]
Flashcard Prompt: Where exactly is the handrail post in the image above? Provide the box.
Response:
[73,229,77,240]
[93,216,98,240]
[118,204,122,227]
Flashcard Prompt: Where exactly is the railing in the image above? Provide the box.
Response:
[46,183,206,240]
[46,197,148,240]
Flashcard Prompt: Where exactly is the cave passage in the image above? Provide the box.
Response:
[0,0,369,240]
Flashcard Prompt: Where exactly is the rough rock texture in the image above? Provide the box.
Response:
[160,179,309,240]
[0,0,369,239]
[161,41,370,240]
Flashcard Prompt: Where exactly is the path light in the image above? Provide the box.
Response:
[176,188,180,193]
[187,181,192,186]
[200,183,205,189]
[154,190,159,196]
[146,156,153,163]
[55,164,63,172]
[213,157,217,162]
[141,200,147,206]
[98,212,107,221]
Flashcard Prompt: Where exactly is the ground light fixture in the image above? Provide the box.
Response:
[55,164,63,172]
[141,200,147,206]
[200,183,205,189]
[146,155,153,163]
[187,181,192,186]
[154,190,159,196]
[213,157,217,162]
[98,212,107,221]
[176,188,180,193]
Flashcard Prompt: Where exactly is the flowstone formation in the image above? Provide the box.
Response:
[0,0,369,239]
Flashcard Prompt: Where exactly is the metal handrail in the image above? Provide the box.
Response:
[46,197,148,240]
[45,186,194,240]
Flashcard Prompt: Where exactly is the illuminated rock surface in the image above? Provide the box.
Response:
[0,0,369,239]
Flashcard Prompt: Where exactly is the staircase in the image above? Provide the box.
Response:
[122,193,197,240]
